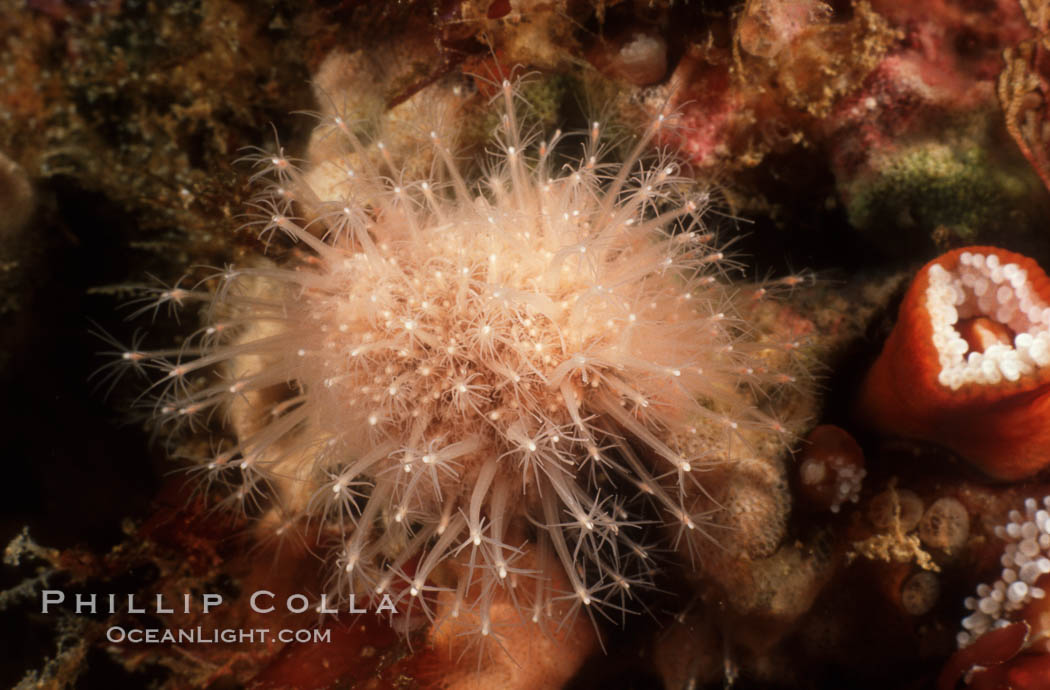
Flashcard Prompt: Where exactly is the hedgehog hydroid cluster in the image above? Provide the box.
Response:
[121,76,803,645]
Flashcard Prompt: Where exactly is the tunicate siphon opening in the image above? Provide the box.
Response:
[867,488,923,533]
[919,497,970,552]
[900,570,940,615]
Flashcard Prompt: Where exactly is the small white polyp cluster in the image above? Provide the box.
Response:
[800,456,865,513]
[829,464,866,514]
[957,496,1050,648]
[927,251,1050,391]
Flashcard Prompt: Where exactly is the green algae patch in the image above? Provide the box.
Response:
[844,127,1047,255]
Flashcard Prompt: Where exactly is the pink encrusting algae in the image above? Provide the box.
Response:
[113,76,807,650]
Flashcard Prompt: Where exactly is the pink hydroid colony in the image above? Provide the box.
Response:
[117,78,800,643]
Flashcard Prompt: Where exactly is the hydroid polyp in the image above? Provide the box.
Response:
[107,74,806,648]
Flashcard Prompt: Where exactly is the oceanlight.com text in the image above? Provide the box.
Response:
[106,626,332,645]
